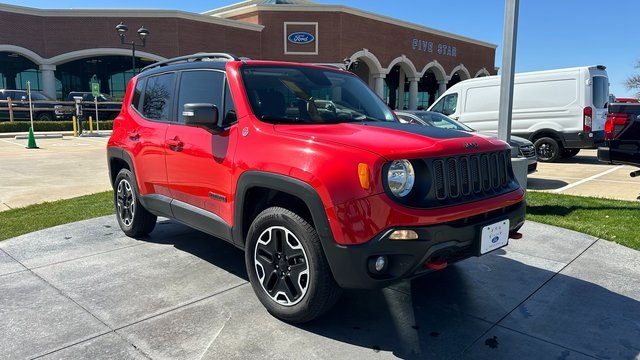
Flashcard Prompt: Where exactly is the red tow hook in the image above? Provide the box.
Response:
[425,259,448,270]
[509,232,523,240]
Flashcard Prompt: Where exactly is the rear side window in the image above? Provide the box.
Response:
[131,79,145,112]
[592,76,608,109]
[142,73,176,121]
[176,70,224,124]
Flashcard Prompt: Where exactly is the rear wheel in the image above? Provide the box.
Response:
[245,207,341,323]
[114,168,157,238]
[561,148,580,159]
[534,137,561,162]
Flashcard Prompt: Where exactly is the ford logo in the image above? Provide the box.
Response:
[288,32,315,44]
[491,236,500,243]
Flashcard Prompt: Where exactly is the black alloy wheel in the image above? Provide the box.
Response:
[534,137,561,162]
[114,168,157,238]
[246,207,341,323]
[254,225,310,306]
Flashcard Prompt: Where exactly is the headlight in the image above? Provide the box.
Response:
[387,160,415,197]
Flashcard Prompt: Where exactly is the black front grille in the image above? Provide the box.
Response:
[519,145,536,158]
[432,150,513,203]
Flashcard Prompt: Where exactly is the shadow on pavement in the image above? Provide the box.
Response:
[140,221,640,359]
[527,178,568,191]
[141,220,248,281]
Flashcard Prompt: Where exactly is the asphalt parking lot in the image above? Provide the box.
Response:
[0,134,639,359]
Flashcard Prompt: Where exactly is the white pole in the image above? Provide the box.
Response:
[27,80,34,130]
[498,0,519,144]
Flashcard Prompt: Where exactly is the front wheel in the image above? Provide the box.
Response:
[114,168,157,238]
[534,137,561,162]
[245,207,341,323]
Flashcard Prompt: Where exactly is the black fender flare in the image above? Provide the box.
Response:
[106,147,135,187]
[233,171,335,250]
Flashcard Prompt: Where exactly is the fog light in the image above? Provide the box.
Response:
[368,255,388,274]
[389,229,419,240]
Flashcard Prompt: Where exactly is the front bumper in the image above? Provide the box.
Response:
[322,199,526,289]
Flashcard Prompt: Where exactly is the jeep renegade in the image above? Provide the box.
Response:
[107,53,526,323]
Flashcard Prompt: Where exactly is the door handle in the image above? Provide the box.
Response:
[167,136,184,152]
[128,131,140,141]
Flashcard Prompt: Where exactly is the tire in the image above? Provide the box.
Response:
[561,148,580,159]
[36,112,53,121]
[114,168,157,238]
[534,137,561,162]
[245,207,341,323]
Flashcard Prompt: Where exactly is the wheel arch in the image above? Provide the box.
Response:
[234,171,334,251]
[531,129,566,147]
[107,147,134,188]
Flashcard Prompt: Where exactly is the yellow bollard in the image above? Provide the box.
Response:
[89,116,94,134]
[72,116,78,137]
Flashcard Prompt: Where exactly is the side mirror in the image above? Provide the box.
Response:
[183,103,222,133]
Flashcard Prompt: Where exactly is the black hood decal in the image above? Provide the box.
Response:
[361,121,475,139]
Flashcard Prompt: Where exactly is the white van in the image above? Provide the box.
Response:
[427,65,609,162]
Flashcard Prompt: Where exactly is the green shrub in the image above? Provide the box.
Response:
[0,120,114,133]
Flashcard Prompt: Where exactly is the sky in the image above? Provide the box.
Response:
[3,0,639,98]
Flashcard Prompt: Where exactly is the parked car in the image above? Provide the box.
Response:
[396,110,538,174]
[107,53,526,323]
[0,89,65,120]
[64,91,122,120]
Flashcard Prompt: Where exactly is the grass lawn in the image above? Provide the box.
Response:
[0,191,114,242]
[0,190,638,252]
[526,191,640,251]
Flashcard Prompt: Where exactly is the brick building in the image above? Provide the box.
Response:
[0,0,496,109]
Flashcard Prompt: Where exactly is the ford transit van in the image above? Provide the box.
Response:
[427,65,609,162]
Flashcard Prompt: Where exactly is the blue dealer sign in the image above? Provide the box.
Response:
[287,32,315,44]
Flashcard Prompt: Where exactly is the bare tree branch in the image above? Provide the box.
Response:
[625,60,640,98]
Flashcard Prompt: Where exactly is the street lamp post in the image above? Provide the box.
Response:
[116,22,150,74]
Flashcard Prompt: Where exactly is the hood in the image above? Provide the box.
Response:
[275,122,509,159]
[477,132,533,147]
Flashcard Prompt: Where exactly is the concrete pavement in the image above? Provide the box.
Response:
[0,135,111,211]
[0,217,639,359]
[528,149,640,201]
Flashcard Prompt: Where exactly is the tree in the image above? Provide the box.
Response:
[625,60,640,98]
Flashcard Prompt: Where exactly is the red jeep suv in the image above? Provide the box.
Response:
[107,53,526,322]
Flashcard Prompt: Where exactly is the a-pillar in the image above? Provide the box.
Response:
[373,74,385,99]
[39,64,57,99]
[408,77,419,110]
[438,80,447,98]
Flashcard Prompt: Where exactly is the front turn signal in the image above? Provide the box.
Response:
[358,163,370,190]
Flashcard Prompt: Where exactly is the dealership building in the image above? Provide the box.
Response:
[0,0,497,110]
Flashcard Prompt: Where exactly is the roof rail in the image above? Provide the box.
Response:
[141,53,243,72]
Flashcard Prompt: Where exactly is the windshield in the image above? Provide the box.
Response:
[416,111,475,131]
[241,65,395,124]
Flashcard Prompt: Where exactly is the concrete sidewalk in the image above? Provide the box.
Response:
[0,218,638,359]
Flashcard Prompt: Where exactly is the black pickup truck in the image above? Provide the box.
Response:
[597,102,640,177]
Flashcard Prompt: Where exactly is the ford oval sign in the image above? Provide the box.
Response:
[491,236,500,244]
[288,32,315,44]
